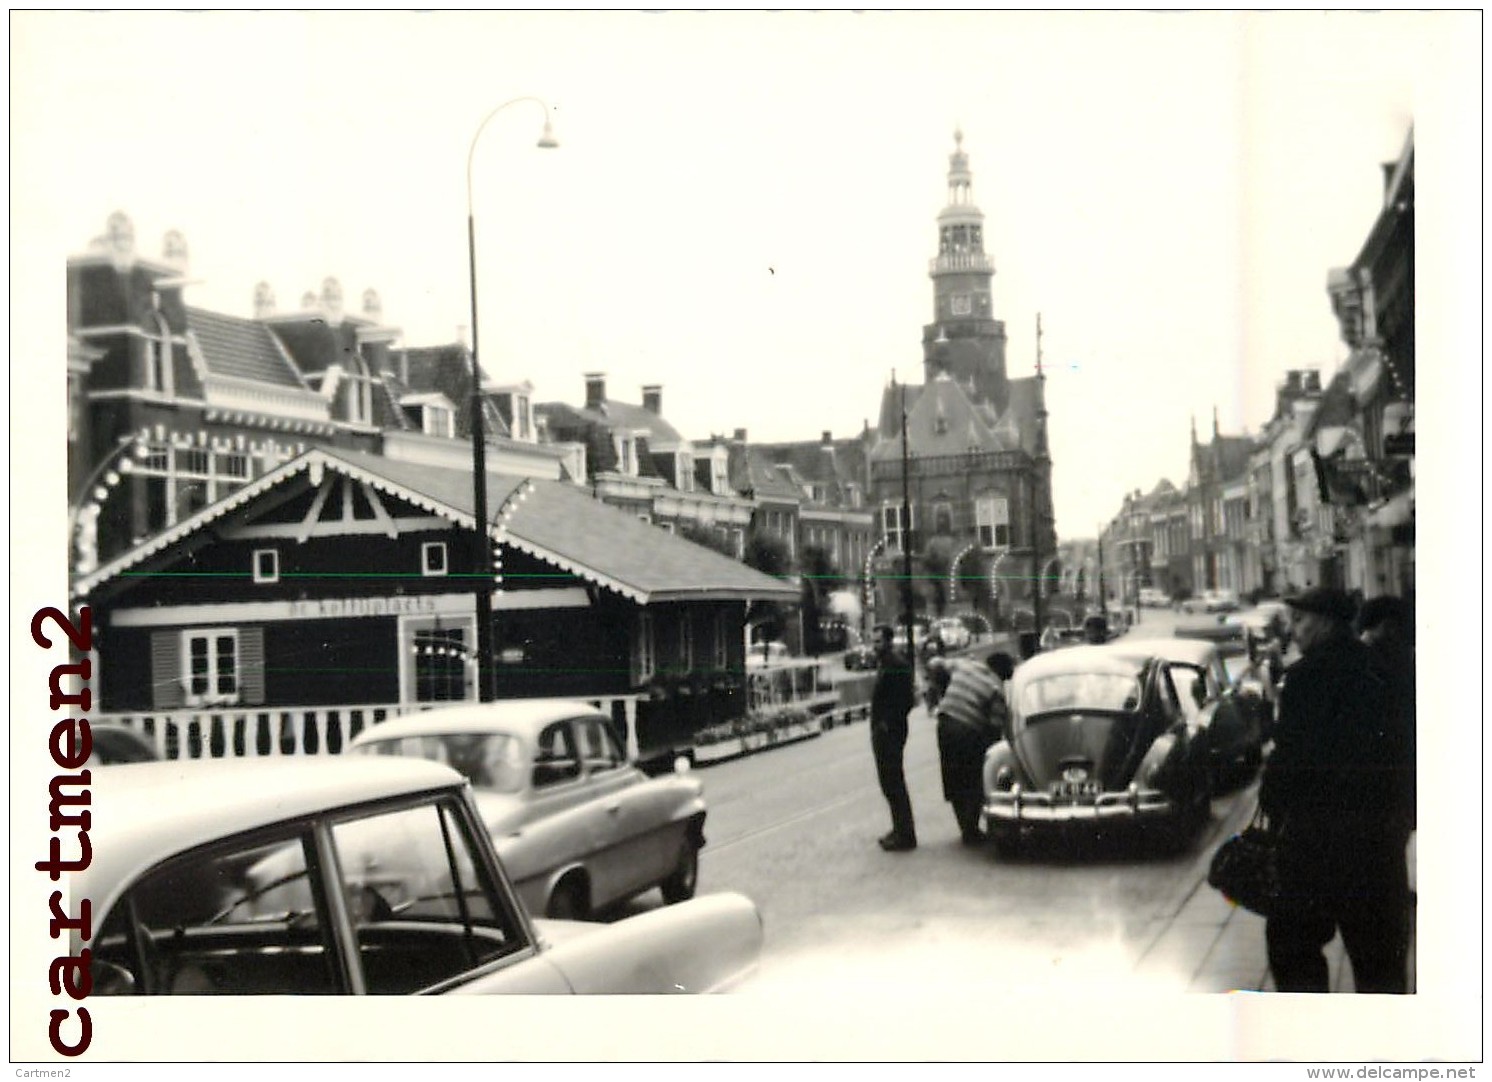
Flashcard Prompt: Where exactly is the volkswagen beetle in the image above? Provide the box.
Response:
[78,757,761,998]
[981,646,1212,855]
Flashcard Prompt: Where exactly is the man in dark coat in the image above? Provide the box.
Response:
[1259,586,1414,993]
[869,623,917,851]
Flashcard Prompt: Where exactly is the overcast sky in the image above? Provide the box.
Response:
[12,9,1472,535]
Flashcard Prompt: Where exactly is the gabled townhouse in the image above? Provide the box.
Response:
[535,375,754,555]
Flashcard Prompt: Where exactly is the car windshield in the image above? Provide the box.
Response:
[1016,672,1142,716]
[1169,662,1207,720]
[350,733,526,793]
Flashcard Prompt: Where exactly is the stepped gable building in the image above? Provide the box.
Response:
[536,374,753,554]
[1185,408,1256,595]
[866,131,1056,625]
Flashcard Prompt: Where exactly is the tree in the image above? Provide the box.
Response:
[676,521,738,560]
[743,532,792,578]
[798,544,838,657]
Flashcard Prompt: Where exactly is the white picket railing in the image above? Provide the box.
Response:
[96,694,647,763]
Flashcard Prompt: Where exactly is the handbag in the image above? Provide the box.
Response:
[1207,804,1282,917]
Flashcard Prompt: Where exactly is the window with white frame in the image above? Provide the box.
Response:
[141,312,174,395]
[252,549,279,584]
[422,542,448,576]
[676,453,694,492]
[975,496,1009,548]
[131,442,256,531]
[182,629,239,705]
[615,434,636,476]
[880,502,914,553]
[422,404,454,438]
[711,456,729,495]
[633,613,655,683]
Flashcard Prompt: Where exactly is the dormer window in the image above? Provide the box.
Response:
[675,453,694,492]
[615,434,636,476]
[423,404,453,438]
[344,356,373,425]
[711,455,729,495]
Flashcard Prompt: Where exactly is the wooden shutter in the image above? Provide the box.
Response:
[150,631,184,710]
[239,626,266,705]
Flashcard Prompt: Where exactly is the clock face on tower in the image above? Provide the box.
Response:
[951,294,972,316]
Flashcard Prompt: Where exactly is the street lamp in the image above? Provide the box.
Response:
[465,96,558,703]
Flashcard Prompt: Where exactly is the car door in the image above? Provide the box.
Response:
[574,714,665,903]
[505,719,607,904]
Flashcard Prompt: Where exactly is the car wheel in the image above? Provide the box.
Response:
[546,876,591,921]
[660,841,700,904]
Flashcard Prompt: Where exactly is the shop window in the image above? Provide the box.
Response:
[413,625,469,703]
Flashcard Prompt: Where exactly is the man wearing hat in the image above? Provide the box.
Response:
[869,623,917,851]
[1258,586,1414,993]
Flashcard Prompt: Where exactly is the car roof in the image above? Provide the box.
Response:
[79,757,463,914]
[1011,644,1151,684]
[1104,636,1217,665]
[347,698,610,746]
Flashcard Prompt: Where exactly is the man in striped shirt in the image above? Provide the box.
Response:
[933,652,1013,845]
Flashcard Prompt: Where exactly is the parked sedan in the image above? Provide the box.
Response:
[347,699,706,921]
[981,646,1212,855]
[80,757,761,997]
[1104,636,1270,790]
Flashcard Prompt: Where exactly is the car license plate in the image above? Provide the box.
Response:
[1053,781,1101,799]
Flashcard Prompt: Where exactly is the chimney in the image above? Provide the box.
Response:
[253,282,276,319]
[1382,161,1397,197]
[585,372,607,411]
[642,384,662,415]
[733,428,747,443]
[821,430,833,445]
[162,230,189,270]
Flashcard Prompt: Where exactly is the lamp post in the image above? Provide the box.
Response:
[465,96,558,703]
[895,371,916,661]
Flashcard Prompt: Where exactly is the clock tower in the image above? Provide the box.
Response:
[922,130,1009,414]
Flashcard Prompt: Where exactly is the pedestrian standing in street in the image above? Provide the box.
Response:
[869,623,917,852]
[934,651,1014,845]
[1258,586,1415,993]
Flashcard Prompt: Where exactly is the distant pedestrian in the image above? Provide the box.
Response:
[933,652,1011,845]
[1258,587,1414,993]
[1017,631,1040,661]
[869,623,917,852]
[1083,613,1109,644]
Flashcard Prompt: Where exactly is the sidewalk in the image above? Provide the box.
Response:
[1135,820,1418,993]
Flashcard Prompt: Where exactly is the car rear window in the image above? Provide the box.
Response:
[350,733,526,793]
[1017,672,1142,716]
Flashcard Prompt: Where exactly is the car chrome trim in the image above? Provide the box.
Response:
[984,786,1175,822]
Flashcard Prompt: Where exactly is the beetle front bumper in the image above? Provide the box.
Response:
[983,783,1176,825]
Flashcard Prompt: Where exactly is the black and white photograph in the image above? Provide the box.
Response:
[8,8,1480,1068]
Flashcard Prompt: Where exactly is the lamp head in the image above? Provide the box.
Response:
[537,119,559,149]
